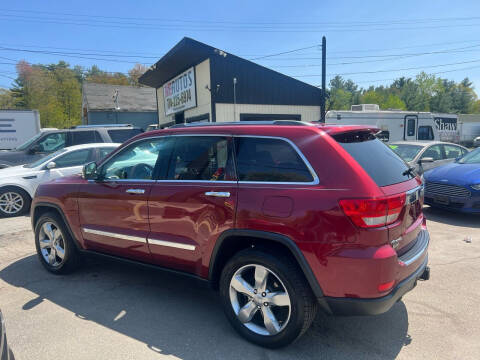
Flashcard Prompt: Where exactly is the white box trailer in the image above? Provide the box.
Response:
[0,110,41,150]
[458,119,480,147]
[326,105,440,142]
[432,113,459,142]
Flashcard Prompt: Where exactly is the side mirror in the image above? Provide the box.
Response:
[82,161,99,180]
[29,145,42,154]
[418,157,434,164]
[46,161,56,169]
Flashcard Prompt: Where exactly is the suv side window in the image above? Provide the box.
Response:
[107,129,143,143]
[71,131,100,145]
[167,136,235,181]
[234,137,314,183]
[53,149,92,168]
[101,139,165,180]
[37,133,67,152]
[418,126,434,140]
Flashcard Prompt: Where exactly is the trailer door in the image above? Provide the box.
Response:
[404,115,418,140]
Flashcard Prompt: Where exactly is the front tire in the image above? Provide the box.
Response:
[34,212,81,274]
[219,248,317,348]
[0,186,31,217]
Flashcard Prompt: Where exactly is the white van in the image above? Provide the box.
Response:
[0,110,41,150]
[326,105,439,142]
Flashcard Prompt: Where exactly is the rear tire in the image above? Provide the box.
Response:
[219,248,317,348]
[0,186,31,217]
[34,212,82,274]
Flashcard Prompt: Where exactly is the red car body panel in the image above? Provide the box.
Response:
[32,123,430,314]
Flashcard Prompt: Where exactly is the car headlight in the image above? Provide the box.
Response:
[471,184,480,191]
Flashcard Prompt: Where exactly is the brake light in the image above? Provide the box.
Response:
[339,194,406,228]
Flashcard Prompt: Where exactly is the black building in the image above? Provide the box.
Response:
[140,37,322,126]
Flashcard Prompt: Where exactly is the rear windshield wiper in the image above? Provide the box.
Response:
[402,167,416,177]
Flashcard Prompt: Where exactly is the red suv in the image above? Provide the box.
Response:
[31,122,430,348]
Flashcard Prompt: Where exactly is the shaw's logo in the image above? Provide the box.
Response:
[0,119,16,133]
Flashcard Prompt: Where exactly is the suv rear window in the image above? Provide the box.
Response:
[107,129,142,143]
[334,132,413,187]
[71,130,100,145]
[234,137,314,183]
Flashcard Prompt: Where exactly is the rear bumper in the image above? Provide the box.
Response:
[323,256,429,316]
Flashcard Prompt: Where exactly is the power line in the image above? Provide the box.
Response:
[293,59,480,77]
[249,44,322,60]
[3,8,480,26]
[2,13,480,33]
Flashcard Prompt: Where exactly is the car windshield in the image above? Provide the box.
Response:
[23,149,67,168]
[457,148,480,164]
[14,132,44,151]
[389,144,423,162]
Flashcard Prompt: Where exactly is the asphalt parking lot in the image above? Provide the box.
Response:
[0,208,479,360]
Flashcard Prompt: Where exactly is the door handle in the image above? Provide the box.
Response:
[205,191,230,198]
[126,189,145,194]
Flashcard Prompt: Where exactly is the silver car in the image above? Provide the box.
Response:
[389,141,469,175]
[474,136,480,148]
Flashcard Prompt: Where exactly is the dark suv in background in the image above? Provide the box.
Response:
[31,121,430,348]
[0,125,142,168]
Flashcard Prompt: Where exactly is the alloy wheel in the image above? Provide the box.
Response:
[0,191,24,215]
[38,222,66,267]
[229,264,291,336]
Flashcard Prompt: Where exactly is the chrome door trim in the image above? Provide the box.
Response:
[148,238,196,251]
[205,191,231,197]
[83,228,146,243]
[126,188,146,194]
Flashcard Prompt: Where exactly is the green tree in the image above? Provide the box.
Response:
[0,89,15,109]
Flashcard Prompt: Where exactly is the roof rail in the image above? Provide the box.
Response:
[168,120,313,129]
[71,124,133,129]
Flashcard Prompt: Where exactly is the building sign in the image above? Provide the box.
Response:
[434,117,457,131]
[163,67,196,115]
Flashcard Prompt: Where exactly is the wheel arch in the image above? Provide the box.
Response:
[0,184,34,200]
[32,202,82,250]
[209,229,324,299]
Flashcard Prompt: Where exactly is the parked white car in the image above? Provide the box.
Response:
[0,143,119,217]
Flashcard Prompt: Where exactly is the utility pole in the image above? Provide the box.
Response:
[320,36,326,123]
[233,77,237,121]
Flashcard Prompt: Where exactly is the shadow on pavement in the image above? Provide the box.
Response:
[423,206,480,228]
[1,255,410,360]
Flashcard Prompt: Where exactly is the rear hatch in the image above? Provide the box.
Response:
[333,131,423,254]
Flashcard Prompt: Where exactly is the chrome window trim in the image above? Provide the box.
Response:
[97,133,319,186]
[233,135,319,186]
[148,238,196,251]
[83,228,146,243]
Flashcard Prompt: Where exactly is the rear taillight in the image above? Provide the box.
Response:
[339,194,406,228]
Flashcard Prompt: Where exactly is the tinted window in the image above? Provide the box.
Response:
[54,149,91,168]
[334,132,413,187]
[37,133,66,152]
[71,131,99,145]
[407,119,416,137]
[102,139,163,180]
[418,126,434,140]
[107,129,143,143]
[234,137,314,183]
[422,145,443,161]
[167,136,235,181]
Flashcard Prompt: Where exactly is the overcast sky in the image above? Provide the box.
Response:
[1,0,480,94]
